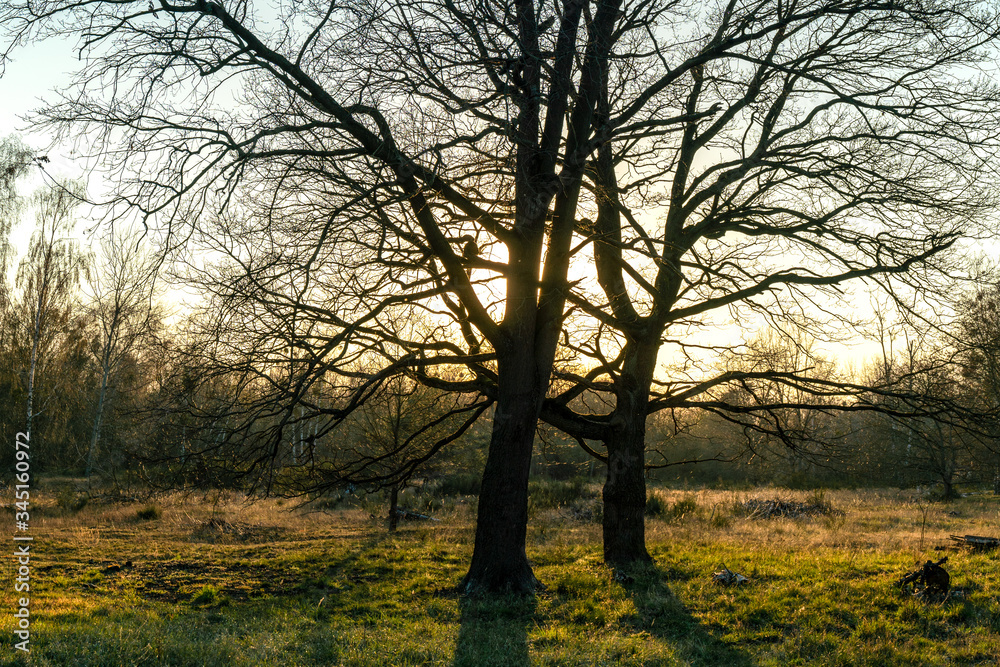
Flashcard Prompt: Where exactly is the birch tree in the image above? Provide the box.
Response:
[16,181,89,451]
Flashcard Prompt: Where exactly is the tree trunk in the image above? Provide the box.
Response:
[603,430,651,568]
[602,340,656,568]
[25,277,47,444]
[86,348,113,484]
[941,473,956,500]
[460,361,540,595]
[388,484,400,532]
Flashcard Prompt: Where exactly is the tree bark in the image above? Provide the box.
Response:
[460,356,541,595]
[602,339,657,568]
[603,430,651,568]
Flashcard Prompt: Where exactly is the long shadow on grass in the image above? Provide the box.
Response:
[452,594,535,667]
[623,566,757,667]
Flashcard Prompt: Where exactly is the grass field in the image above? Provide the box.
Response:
[1,483,999,666]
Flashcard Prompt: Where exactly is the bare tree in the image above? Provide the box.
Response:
[85,224,160,483]
[0,135,35,386]
[955,281,1000,492]
[0,135,40,325]
[1,0,660,594]
[5,0,1000,589]
[16,181,89,448]
[875,336,979,498]
[530,1,1000,565]
[350,374,472,530]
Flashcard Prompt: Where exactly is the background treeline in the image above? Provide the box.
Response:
[3,269,1000,502]
[2,138,997,499]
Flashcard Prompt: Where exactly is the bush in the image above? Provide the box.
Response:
[529,478,596,511]
[396,487,445,514]
[670,496,699,521]
[190,584,225,607]
[437,473,481,497]
[645,491,669,518]
[708,509,730,529]
[646,491,698,522]
[56,487,88,514]
[136,504,162,521]
[566,497,603,523]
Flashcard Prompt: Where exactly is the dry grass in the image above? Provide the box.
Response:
[1,483,998,665]
[644,487,1000,553]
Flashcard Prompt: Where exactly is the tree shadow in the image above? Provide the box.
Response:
[620,565,758,667]
[452,593,535,667]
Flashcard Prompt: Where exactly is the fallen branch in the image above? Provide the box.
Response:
[949,534,1000,551]
[393,508,441,522]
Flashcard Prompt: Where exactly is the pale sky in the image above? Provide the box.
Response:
[0,33,79,137]
[0,22,977,373]
[1,35,96,255]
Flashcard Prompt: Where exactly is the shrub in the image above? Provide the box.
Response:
[190,585,224,606]
[136,504,162,521]
[671,496,699,520]
[437,473,481,497]
[709,509,730,529]
[56,487,88,514]
[646,491,698,522]
[398,487,445,514]
[529,478,596,511]
[566,497,603,523]
[645,491,669,518]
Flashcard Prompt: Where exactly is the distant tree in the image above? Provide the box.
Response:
[350,374,471,530]
[16,181,90,457]
[0,135,36,450]
[897,340,972,498]
[955,282,1000,492]
[0,135,35,303]
[147,284,492,496]
[713,327,844,483]
[85,224,160,483]
[848,313,995,498]
[961,284,1000,402]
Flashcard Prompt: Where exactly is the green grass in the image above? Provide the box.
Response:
[1,487,999,665]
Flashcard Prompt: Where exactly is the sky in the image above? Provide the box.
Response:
[1,34,79,155]
[0,29,881,369]
[1,31,104,200]
[0,17,974,373]
[1,35,107,261]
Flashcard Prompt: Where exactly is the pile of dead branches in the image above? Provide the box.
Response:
[736,497,842,519]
